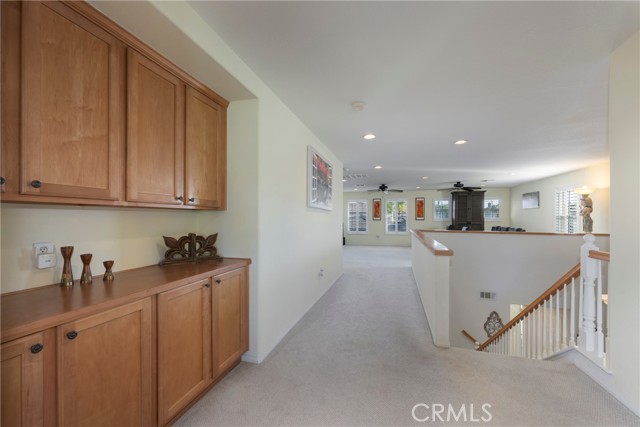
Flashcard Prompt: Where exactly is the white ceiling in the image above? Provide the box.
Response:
[188,1,639,191]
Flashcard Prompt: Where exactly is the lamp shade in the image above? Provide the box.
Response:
[575,186,595,195]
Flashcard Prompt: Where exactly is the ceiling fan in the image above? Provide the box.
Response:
[368,184,403,194]
[438,181,481,192]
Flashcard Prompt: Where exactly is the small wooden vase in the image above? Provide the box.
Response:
[60,246,74,287]
[103,260,115,281]
[80,254,93,285]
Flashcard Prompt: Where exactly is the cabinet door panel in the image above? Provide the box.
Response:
[1,332,45,427]
[185,86,226,209]
[21,1,124,200]
[213,268,248,376]
[158,279,212,425]
[127,49,184,205]
[58,299,152,427]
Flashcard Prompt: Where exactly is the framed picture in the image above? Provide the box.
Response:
[372,198,382,221]
[307,146,333,210]
[415,197,425,220]
[522,191,540,209]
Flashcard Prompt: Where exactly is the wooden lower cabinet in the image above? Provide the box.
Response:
[1,332,47,427]
[213,268,249,376]
[1,260,250,427]
[57,298,153,427]
[158,279,213,425]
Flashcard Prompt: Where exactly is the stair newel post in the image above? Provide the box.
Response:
[579,233,598,353]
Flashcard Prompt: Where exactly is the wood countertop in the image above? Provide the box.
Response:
[1,257,251,343]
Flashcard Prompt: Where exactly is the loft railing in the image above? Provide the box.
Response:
[477,234,609,368]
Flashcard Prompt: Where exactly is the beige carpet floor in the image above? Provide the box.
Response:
[175,246,640,427]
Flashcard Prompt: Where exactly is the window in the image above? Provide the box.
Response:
[385,199,408,234]
[555,190,579,233]
[433,199,450,221]
[484,198,501,221]
[347,200,368,234]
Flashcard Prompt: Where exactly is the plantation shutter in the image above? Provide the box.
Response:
[555,190,579,233]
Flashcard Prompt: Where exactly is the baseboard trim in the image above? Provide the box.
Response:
[252,272,345,364]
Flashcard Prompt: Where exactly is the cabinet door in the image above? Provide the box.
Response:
[127,49,185,205]
[157,279,212,425]
[212,268,248,376]
[1,332,45,427]
[58,299,152,427]
[21,1,124,200]
[185,86,227,209]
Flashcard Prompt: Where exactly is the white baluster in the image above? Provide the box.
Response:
[596,258,604,358]
[535,306,542,359]
[579,234,598,353]
[542,300,548,358]
[524,313,531,359]
[562,283,568,349]
[555,291,560,353]
[570,277,576,347]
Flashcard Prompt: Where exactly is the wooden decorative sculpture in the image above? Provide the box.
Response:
[160,233,221,266]
[484,311,504,337]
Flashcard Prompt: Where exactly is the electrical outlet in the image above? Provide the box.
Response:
[33,242,55,257]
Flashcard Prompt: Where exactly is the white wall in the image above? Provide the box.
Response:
[2,1,344,364]
[423,231,609,350]
[343,188,511,246]
[510,162,610,233]
[607,32,640,415]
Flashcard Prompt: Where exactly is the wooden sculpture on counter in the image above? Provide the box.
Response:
[160,233,221,266]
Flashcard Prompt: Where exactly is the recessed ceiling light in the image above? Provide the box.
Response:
[416,186,421,189]
[374,165,382,169]
[481,184,487,187]
[422,176,429,180]
[351,101,365,111]
[354,188,358,191]
[363,133,376,140]
[454,139,468,145]
[342,179,347,182]
[510,172,517,176]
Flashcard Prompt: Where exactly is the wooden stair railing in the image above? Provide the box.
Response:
[477,263,581,354]
[461,330,480,348]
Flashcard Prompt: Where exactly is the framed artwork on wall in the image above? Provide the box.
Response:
[415,197,425,220]
[307,146,333,210]
[372,198,381,221]
[522,191,540,209]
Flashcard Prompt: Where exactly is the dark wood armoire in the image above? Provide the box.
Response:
[451,191,485,230]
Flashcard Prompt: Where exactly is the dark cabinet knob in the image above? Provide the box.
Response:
[31,180,42,188]
[188,197,195,203]
[204,283,211,288]
[175,196,183,201]
[30,343,44,354]
[215,279,222,284]
[0,176,5,185]
[66,330,78,340]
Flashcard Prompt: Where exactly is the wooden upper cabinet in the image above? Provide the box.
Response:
[127,49,185,205]
[57,298,152,427]
[20,1,124,200]
[185,86,227,209]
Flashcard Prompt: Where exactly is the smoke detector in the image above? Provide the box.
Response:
[351,101,365,111]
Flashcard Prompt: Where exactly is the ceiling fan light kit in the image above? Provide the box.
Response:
[369,184,403,194]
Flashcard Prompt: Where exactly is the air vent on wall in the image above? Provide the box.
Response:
[480,291,496,300]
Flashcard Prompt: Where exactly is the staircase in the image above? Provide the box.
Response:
[475,234,609,369]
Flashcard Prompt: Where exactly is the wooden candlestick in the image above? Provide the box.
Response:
[60,246,74,287]
[80,253,93,285]
[103,260,114,281]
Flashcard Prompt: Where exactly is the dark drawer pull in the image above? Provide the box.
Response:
[204,283,211,288]
[215,279,221,284]
[31,180,42,188]
[30,343,44,354]
[66,330,78,340]
[188,197,195,203]
[0,176,5,185]
[175,195,183,201]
